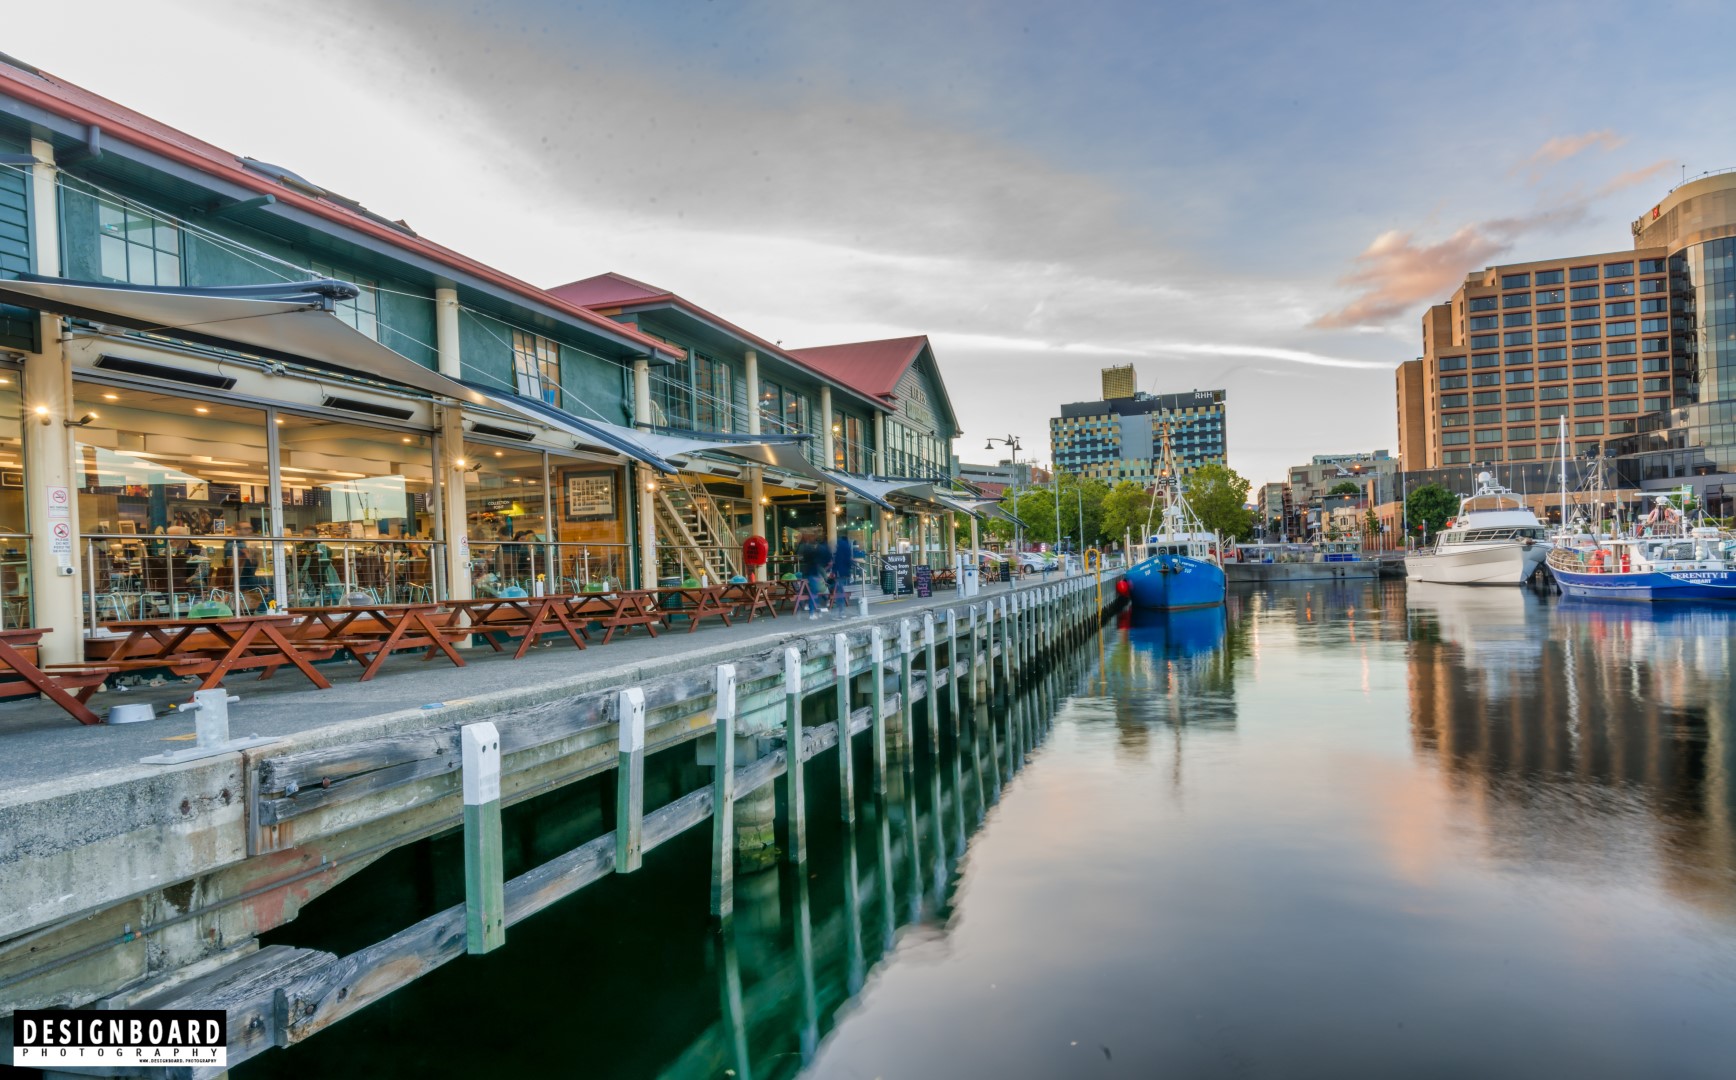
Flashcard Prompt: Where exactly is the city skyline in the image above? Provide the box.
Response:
[9,0,1729,487]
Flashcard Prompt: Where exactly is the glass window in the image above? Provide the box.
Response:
[1442,451,1471,464]
[1540,386,1568,401]
[1606,321,1635,337]
[1534,289,1565,305]
[1540,404,1569,419]
[1642,339,1668,354]
[1505,369,1533,384]
[1610,400,1640,415]
[1509,445,1537,460]
[1645,396,1670,412]
[1570,285,1599,301]
[1607,361,1637,375]
[1503,312,1531,327]
[1537,308,1566,324]
[1470,334,1499,350]
[1643,377,1670,392]
[1570,266,1599,282]
[1508,426,1536,441]
[1572,343,1602,359]
[1474,429,1503,444]
[463,442,549,582]
[1572,362,1602,378]
[309,262,378,340]
[1500,273,1530,289]
[1642,358,1669,373]
[1573,383,1603,398]
[1639,278,1667,294]
[1604,301,1634,317]
[1603,262,1633,278]
[1574,422,1604,436]
[1438,355,1467,371]
[1607,340,1636,355]
[1507,407,1535,422]
[1638,259,1665,274]
[1640,298,1667,314]
[1440,412,1469,428]
[1503,350,1530,365]
[1608,379,1638,395]
[1472,391,1500,406]
[1503,293,1531,309]
[1473,353,1501,368]
[1468,296,1498,312]
[511,331,561,406]
[1505,389,1534,403]
[97,201,182,287]
[1469,315,1498,331]
[1571,325,1601,341]
[693,352,733,431]
[1441,394,1468,408]
[1640,318,1668,334]
[1535,269,1565,285]
[1503,331,1531,346]
[1573,402,1603,417]
[1539,366,1567,381]
[1571,305,1600,321]
[1537,328,1566,343]
[1604,281,1634,298]
[1472,372,1499,387]
[1474,409,1502,425]
[1441,431,1470,446]
[1538,347,1567,362]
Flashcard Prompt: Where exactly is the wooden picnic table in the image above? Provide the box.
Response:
[92,614,333,691]
[768,578,813,614]
[444,595,592,659]
[568,591,662,645]
[287,602,465,682]
[720,580,778,622]
[0,627,116,726]
[642,585,734,634]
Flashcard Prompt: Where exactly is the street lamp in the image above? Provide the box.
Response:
[985,434,1022,556]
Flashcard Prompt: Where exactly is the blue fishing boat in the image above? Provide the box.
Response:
[1547,524,1736,602]
[1118,446,1226,611]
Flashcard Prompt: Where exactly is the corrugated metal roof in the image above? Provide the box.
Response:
[786,335,928,400]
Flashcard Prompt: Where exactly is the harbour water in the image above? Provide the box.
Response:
[244,581,1736,1078]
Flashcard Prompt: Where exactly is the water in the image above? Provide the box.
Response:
[244,581,1736,1078]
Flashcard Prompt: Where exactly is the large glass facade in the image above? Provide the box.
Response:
[0,369,27,627]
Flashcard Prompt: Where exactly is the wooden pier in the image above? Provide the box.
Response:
[0,573,1121,1075]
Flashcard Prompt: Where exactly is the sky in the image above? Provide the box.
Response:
[10,0,1736,487]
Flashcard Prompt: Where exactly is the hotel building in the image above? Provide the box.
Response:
[1050,381,1227,484]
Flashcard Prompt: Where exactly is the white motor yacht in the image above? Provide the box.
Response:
[1405,473,1551,586]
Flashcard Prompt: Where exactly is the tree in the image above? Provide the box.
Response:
[1186,464,1254,540]
[1100,480,1157,545]
[1406,483,1458,541]
[1362,507,1380,547]
[1328,479,1362,497]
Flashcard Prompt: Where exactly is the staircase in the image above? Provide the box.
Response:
[653,475,741,584]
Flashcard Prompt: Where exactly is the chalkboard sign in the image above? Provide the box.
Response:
[913,565,933,598]
[998,560,1013,583]
[881,553,911,595]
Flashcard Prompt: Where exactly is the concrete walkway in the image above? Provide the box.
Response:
[0,572,1113,797]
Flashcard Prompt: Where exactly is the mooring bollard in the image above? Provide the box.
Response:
[462,721,505,954]
[923,612,938,758]
[870,626,888,795]
[835,633,855,824]
[616,687,646,874]
[784,647,806,864]
[711,665,737,918]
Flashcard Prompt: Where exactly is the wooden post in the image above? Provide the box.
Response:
[834,633,855,823]
[1001,595,1013,686]
[899,619,915,780]
[967,604,979,701]
[784,646,806,864]
[870,626,888,796]
[923,612,939,758]
[710,664,737,919]
[615,687,646,873]
[983,603,995,698]
[945,608,960,723]
[461,721,505,954]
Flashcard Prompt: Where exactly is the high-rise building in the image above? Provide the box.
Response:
[1395,172,1736,516]
[1050,388,1227,483]
[1101,364,1137,400]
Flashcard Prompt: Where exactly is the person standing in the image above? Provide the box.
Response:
[799,530,827,619]
[830,533,854,616]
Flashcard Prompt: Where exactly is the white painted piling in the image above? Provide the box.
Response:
[784,647,806,864]
[710,664,737,918]
[835,633,855,823]
[461,721,505,954]
[615,687,646,874]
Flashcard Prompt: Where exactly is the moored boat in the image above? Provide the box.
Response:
[1119,433,1226,611]
[1404,472,1550,586]
[1547,522,1736,602]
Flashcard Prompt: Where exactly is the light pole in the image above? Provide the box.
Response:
[986,435,1022,557]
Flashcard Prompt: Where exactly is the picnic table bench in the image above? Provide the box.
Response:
[0,627,116,726]
[643,585,733,633]
[444,595,593,659]
[87,614,335,691]
[287,602,465,681]
[568,591,661,645]
[720,580,778,622]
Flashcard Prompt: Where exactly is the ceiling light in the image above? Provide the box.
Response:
[195,407,209,414]
[103,393,119,401]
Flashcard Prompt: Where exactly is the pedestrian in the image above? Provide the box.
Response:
[830,532,854,616]
[799,530,828,619]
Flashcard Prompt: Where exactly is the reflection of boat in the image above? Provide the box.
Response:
[1125,604,1227,659]
[1405,472,1550,586]
[1404,581,1540,667]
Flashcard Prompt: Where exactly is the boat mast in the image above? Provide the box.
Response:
[1557,416,1568,530]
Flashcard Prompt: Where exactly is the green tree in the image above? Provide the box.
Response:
[1405,483,1458,541]
[1362,507,1380,546]
[1100,480,1157,545]
[1186,463,1254,540]
[1328,479,1362,496]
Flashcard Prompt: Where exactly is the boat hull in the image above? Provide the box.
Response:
[1126,554,1226,610]
[1551,565,1736,602]
[1405,541,1547,586]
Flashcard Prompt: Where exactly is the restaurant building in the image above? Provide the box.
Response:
[0,54,968,662]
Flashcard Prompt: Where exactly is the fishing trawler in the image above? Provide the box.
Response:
[1404,472,1550,586]
[1546,494,1736,602]
[1118,434,1226,610]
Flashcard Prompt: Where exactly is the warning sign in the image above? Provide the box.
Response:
[47,486,69,519]
[50,521,71,555]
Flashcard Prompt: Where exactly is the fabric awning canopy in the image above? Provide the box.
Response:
[0,274,503,408]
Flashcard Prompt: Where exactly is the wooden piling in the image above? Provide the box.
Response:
[784,647,806,864]
[461,721,505,955]
[967,604,979,701]
[923,613,939,758]
[834,633,855,824]
[899,620,915,780]
[710,664,737,919]
[870,627,888,796]
[945,608,960,724]
[984,603,996,697]
[615,687,646,874]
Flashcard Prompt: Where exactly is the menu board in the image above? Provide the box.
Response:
[913,565,933,598]
[881,553,911,595]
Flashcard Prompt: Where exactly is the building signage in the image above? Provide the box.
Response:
[913,564,933,598]
[881,553,911,595]
[50,521,71,556]
[47,485,69,518]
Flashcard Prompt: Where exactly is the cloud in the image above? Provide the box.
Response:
[1515,129,1626,181]
[1310,225,1512,329]
[1598,158,1673,198]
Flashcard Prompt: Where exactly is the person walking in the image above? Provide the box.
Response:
[830,533,854,617]
[799,530,828,619]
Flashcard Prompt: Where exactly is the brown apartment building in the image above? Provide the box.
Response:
[1397,171,1736,517]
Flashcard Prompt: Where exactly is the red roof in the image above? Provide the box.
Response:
[547,272,672,309]
[785,336,928,401]
[0,57,680,361]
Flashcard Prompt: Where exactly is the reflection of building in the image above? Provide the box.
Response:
[1405,598,1734,917]
[0,55,968,662]
[1051,380,1227,484]
[1395,172,1736,518]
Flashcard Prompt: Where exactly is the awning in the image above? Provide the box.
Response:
[0,274,500,408]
